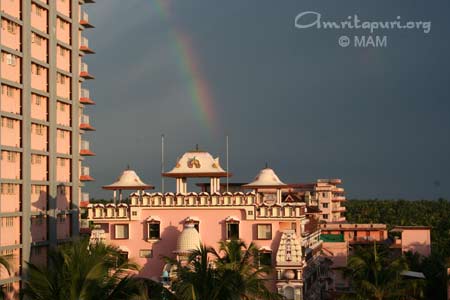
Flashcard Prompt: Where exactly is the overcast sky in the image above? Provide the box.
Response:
[82,0,450,200]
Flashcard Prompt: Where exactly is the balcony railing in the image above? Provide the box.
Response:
[80,36,95,54]
[80,166,94,181]
[80,88,95,105]
[80,11,94,28]
[80,114,95,131]
[80,62,94,79]
[82,192,90,202]
[80,140,95,156]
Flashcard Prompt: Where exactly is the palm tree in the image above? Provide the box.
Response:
[169,241,283,300]
[215,239,283,300]
[340,243,424,300]
[0,255,11,300]
[22,238,147,300]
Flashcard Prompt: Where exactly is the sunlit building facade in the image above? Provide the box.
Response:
[0,0,95,297]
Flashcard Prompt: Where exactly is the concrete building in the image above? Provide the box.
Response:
[0,0,95,297]
[87,149,325,300]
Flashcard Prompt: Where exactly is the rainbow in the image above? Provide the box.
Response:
[153,0,218,134]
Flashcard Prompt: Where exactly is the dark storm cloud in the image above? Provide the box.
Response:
[82,0,450,200]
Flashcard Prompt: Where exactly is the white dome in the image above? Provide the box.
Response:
[244,168,287,188]
[174,224,201,254]
[163,150,228,177]
[103,169,153,190]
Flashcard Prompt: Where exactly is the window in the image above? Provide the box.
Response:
[34,124,45,135]
[114,224,129,239]
[6,54,16,66]
[323,203,328,208]
[6,20,17,34]
[226,222,239,240]
[31,155,42,164]
[259,251,272,266]
[147,222,160,240]
[323,214,329,219]
[1,184,16,195]
[59,130,65,138]
[7,151,16,162]
[60,47,65,57]
[322,192,327,197]
[3,118,15,129]
[59,19,65,29]
[57,214,66,223]
[257,224,272,240]
[59,158,66,167]
[32,246,42,256]
[2,217,14,227]
[57,73,66,84]
[139,249,153,258]
[32,33,42,45]
[59,102,65,111]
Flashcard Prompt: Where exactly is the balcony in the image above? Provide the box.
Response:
[80,62,94,79]
[80,114,95,131]
[80,166,94,181]
[80,11,94,28]
[80,88,95,105]
[79,36,95,54]
[82,192,90,202]
[332,196,346,202]
[332,206,346,213]
[80,140,95,156]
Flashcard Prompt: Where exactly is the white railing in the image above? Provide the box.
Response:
[80,114,90,124]
[81,88,90,98]
[82,192,90,201]
[81,62,89,72]
[80,36,89,47]
[82,166,90,176]
[81,140,90,151]
[80,10,89,22]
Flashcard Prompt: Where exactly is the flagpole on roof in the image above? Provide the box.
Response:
[226,135,229,193]
[161,134,165,194]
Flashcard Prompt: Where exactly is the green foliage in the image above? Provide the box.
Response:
[340,244,425,300]
[345,199,450,300]
[168,240,283,300]
[0,256,11,300]
[21,238,151,300]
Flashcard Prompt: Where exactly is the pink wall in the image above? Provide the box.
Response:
[0,248,20,280]
[56,158,71,182]
[56,45,71,72]
[56,186,71,210]
[31,3,48,33]
[1,117,21,147]
[56,102,71,126]
[30,246,48,267]
[0,184,20,213]
[0,151,21,179]
[31,63,48,92]
[56,73,71,99]
[100,208,300,280]
[0,216,21,246]
[56,0,71,18]
[0,0,21,19]
[31,185,47,212]
[31,33,48,63]
[56,17,71,45]
[30,216,47,243]
[1,52,21,83]
[401,229,431,256]
[57,215,71,239]
[31,93,48,121]
[31,123,48,151]
[56,129,71,154]
[1,84,21,115]
[1,18,21,51]
[31,154,48,181]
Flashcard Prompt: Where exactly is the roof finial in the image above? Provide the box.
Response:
[126,164,130,170]
[195,144,199,151]
[265,162,268,169]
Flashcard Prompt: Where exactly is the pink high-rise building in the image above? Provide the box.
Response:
[0,0,95,297]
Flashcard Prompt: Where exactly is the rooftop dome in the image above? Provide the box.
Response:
[174,224,201,254]
[103,169,154,190]
[163,149,229,178]
[243,168,288,188]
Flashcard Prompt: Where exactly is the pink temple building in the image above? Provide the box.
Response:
[87,149,328,300]
[0,0,95,298]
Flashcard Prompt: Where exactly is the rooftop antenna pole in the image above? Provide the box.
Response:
[161,134,165,194]
[226,135,229,193]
